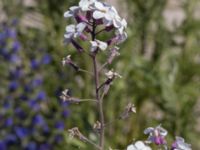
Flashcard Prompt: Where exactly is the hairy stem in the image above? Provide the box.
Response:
[91,20,105,150]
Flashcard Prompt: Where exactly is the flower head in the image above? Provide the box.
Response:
[144,124,167,145]
[64,6,80,18]
[90,40,108,52]
[105,70,122,79]
[127,141,152,150]
[79,0,97,11]
[120,102,136,119]
[64,23,87,43]
[171,137,191,150]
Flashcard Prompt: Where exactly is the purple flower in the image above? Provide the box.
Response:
[36,91,46,101]
[55,121,65,130]
[9,68,23,79]
[39,143,51,150]
[28,99,40,111]
[9,81,19,92]
[41,54,52,65]
[3,101,11,109]
[0,140,6,150]
[12,41,21,52]
[62,110,69,118]
[9,54,21,64]
[171,137,191,150]
[14,126,29,139]
[54,135,63,143]
[144,124,167,145]
[30,59,40,69]
[32,114,45,125]
[5,117,13,126]
[15,108,26,119]
[25,142,37,150]
[31,78,43,87]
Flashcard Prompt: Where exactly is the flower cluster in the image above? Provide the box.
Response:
[0,21,68,150]
[64,0,127,53]
[62,0,128,149]
[127,125,191,150]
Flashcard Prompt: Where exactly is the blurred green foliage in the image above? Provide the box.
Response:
[1,0,200,149]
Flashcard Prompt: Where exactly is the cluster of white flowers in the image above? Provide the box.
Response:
[63,0,127,53]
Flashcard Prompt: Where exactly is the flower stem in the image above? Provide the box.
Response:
[91,20,105,150]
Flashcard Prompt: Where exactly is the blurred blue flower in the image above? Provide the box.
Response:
[41,54,52,64]
[32,114,45,125]
[5,134,17,145]
[30,59,40,69]
[62,110,69,118]
[5,117,13,126]
[14,126,29,139]
[9,54,21,64]
[12,41,21,52]
[36,91,46,101]
[0,20,68,149]
[9,68,23,79]
[3,100,11,109]
[39,143,51,150]
[28,100,40,111]
[54,134,63,143]
[9,81,19,92]
[0,140,6,150]
[55,121,65,130]
[15,108,26,119]
[31,78,43,87]
[25,142,37,150]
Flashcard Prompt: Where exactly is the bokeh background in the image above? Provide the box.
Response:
[0,0,200,149]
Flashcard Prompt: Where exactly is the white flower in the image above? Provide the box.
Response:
[127,141,152,150]
[172,137,191,150]
[90,40,107,52]
[64,23,87,43]
[62,55,71,66]
[116,32,128,44]
[117,18,127,34]
[144,124,167,145]
[93,2,111,19]
[105,70,122,79]
[64,6,80,18]
[79,0,97,11]
[92,2,127,33]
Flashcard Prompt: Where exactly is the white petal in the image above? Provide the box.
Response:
[127,144,136,150]
[76,23,86,32]
[105,12,113,21]
[94,1,105,10]
[98,41,107,50]
[64,11,72,18]
[64,33,73,39]
[110,6,118,15]
[69,6,80,11]
[122,19,127,28]
[113,17,122,28]
[93,11,105,19]
[90,41,98,47]
[103,18,112,26]
[135,141,146,149]
[66,25,75,33]
[90,41,98,52]
[144,127,154,134]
